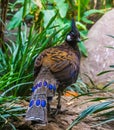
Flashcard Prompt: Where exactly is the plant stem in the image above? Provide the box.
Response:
[77,0,81,21]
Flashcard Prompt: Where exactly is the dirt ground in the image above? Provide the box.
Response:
[6,90,114,130]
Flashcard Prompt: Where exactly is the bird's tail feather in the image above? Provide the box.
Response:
[25,93,47,124]
[25,68,57,125]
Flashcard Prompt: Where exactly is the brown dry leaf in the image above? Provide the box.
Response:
[64,91,79,97]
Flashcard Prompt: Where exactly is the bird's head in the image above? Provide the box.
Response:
[66,19,80,44]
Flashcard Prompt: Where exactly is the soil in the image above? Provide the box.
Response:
[3,90,114,130]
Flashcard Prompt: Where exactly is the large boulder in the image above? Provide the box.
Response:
[81,9,114,88]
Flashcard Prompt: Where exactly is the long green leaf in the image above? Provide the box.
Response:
[78,41,88,57]
[1,81,32,96]
[7,8,23,30]
[92,118,114,127]
[97,70,114,76]
[103,80,114,89]
[82,9,104,24]
[67,101,113,130]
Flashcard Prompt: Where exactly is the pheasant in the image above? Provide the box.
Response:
[25,19,81,125]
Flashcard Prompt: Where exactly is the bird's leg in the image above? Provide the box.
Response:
[49,91,61,115]
[54,91,69,115]
[51,91,62,115]
[56,91,61,112]
[50,90,69,116]
[47,101,50,113]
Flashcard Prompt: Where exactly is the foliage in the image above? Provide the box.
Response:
[7,0,108,57]
[0,96,26,130]
[66,78,89,95]
[67,100,114,130]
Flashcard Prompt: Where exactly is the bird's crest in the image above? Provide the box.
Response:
[66,19,80,43]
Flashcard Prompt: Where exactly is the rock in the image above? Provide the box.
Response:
[81,9,114,88]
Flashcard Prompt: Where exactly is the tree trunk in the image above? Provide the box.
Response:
[0,0,9,50]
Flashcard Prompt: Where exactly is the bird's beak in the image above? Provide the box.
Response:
[77,38,81,42]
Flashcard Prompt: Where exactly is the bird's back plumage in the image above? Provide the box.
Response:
[26,19,81,125]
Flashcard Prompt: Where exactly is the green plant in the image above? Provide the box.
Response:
[0,95,26,130]
[7,1,88,52]
[67,100,114,130]
[7,0,110,58]
[65,78,89,95]
[0,10,71,127]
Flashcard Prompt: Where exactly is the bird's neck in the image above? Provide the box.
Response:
[65,40,79,50]
[64,41,81,59]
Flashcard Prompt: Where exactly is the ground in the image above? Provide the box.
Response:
[4,90,114,130]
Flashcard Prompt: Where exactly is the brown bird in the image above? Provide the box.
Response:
[25,19,81,125]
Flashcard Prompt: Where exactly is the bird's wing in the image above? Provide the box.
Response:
[48,49,76,72]
[42,47,78,71]
[34,46,79,77]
